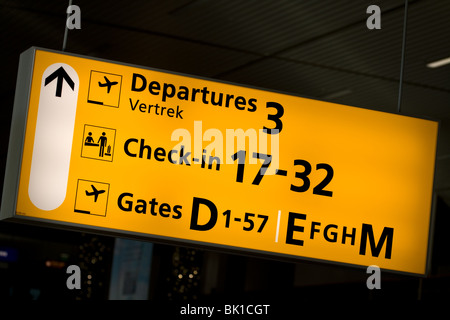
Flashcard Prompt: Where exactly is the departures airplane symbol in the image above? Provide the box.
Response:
[98,76,118,93]
[85,184,106,202]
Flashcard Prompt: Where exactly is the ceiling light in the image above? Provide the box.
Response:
[426,56,450,68]
[322,89,352,100]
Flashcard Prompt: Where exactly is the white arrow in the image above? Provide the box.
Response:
[28,63,79,211]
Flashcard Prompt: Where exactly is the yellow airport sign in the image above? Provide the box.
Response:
[1,47,438,275]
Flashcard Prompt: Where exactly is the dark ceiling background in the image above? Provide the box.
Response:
[1,0,449,206]
[1,0,450,304]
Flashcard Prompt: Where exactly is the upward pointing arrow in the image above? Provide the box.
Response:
[44,66,75,97]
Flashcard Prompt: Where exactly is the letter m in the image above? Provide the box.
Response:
[359,224,394,259]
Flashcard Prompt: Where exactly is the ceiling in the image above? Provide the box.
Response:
[1,0,450,205]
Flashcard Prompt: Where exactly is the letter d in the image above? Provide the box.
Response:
[131,73,146,92]
[190,197,218,231]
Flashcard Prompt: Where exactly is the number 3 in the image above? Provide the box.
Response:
[263,102,284,134]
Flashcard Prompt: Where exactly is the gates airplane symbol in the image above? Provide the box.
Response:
[85,185,105,202]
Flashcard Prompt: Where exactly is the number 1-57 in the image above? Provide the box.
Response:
[223,210,268,232]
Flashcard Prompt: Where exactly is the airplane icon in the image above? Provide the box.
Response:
[98,76,118,93]
[85,184,106,202]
